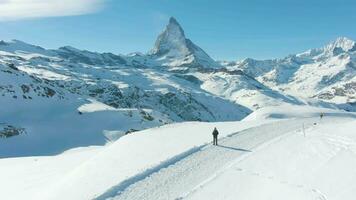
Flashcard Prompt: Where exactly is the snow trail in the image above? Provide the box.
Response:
[96,118,317,200]
[92,145,205,200]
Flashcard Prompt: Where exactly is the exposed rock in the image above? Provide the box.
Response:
[0,124,26,138]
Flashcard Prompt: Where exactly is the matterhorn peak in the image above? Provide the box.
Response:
[150,17,219,68]
[150,17,188,56]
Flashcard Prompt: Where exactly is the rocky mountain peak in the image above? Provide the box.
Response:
[325,37,355,53]
[150,17,219,68]
[297,37,356,59]
[150,17,189,57]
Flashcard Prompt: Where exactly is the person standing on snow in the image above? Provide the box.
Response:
[212,127,219,146]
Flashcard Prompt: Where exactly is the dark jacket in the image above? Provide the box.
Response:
[212,128,219,137]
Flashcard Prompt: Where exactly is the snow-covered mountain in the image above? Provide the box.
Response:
[148,17,220,70]
[0,25,249,157]
[0,17,355,157]
[227,37,356,107]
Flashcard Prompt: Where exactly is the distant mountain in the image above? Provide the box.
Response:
[226,37,356,107]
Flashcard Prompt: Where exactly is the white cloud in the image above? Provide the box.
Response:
[0,0,106,21]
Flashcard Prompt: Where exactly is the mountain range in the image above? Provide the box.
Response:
[0,17,355,157]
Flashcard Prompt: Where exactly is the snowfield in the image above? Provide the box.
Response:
[0,119,265,200]
[187,118,356,200]
[0,105,355,200]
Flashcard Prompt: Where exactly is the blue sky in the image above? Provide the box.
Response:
[0,0,355,60]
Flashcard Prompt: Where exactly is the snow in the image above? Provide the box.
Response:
[78,99,117,113]
[242,104,354,121]
[0,119,266,200]
[0,96,164,157]
[0,105,355,200]
[187,118,356,200]
[199,71,303,110]
[18,65,71,80]
[0,40,53,56]
[322,37,356,55]
[107,118,319,200]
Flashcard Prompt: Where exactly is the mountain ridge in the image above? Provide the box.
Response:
[0,17,355,157]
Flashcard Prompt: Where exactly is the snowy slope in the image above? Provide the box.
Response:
[0,58,171,157]
[0,120,266,200]
[102,106,356,200]
[196,70,305,110]
[187,113,356,200]
[0,105,354,200]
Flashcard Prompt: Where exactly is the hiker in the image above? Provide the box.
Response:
[320,112,324,120]
[212,127,219,146]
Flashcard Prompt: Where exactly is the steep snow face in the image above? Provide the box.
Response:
[149,17,220,69]
[229,37,356,106]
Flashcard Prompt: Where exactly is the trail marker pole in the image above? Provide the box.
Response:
[303,123,306,137]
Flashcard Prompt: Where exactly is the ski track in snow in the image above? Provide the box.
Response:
[96,118,320,200]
